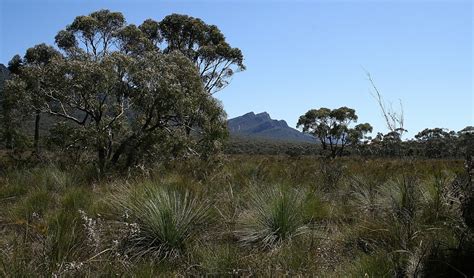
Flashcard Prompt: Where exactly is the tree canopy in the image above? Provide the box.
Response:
[3,10,244,172]
[297,107,372,157]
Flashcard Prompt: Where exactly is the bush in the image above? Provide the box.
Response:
[235,185,309,248]
[112,182,210,259]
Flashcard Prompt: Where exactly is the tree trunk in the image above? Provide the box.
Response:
[4,115,12,149]
[111,134,137,165]
[33,110,40,155]
[3,99,13,149]
[98,147,106,174]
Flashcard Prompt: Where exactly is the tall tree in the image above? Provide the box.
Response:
[297,107,371,157]
[415,128,455,158]
[24,44,61,154]
[158,14,245,95]
[6,10,237,172]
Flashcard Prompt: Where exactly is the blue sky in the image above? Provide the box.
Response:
[1,0,472,138]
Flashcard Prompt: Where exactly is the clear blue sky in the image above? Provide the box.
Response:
[1,0,472,138]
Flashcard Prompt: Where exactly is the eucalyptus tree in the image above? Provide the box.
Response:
[54,11,245,95]
[297,107,372,157]
[19,44,60,154]
[158,14,245,94]
[348,123,374,145]
[6,9,237,172]
[415,128,455,158]
[458,126,474,158]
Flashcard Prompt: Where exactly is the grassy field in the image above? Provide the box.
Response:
[0,156,472,277]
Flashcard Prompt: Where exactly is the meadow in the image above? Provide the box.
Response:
[1,155,472,277]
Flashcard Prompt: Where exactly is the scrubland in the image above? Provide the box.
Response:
[1,156,472,277]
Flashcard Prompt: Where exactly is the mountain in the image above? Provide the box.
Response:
[227,112,316,143]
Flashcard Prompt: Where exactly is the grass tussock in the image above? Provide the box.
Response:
[235,185,309,248]
[0,156,472,276]
[111,181,210,260]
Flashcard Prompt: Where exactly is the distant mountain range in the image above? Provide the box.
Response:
[227,112,316,143]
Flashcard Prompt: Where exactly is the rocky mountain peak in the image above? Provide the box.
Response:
[227,112,315,143]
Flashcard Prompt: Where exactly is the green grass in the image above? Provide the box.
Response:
[235,184,309,248]
[111,181,210,259]
[0,156,472,276]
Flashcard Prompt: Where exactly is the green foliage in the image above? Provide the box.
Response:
[4,9,244,172]
[0,156,472,276]
[112,182,210,259]
[347,171,466,277]
[46,210,85,267]
[348,252,395,277]
[297,106,372,157]
[235,185,309,247]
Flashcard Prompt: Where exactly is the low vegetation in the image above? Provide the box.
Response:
[1,156,472,276]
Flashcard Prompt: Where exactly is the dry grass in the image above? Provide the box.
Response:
[0,156,472,276]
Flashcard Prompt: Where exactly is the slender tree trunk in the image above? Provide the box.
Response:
[111,134,137,165]
[33,110,40,155]
[3,112,12,149]
[98,147,106,175]
[319,135,327,150]
[328,137,337,158]
[3,95,13,149]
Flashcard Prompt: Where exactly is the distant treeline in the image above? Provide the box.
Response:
[225,127,473,159]
[224,136,320,156]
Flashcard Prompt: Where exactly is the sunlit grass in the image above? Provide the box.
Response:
[111,181,210,259]
[0,157,470,276]
[235,184,309,248]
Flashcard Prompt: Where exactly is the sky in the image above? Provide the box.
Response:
[1,0,472,138]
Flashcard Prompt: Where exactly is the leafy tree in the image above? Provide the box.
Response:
[158,14,245,95]
[55,12,245,95]
[297,107,372,157]
[20,44,61,154]
[6,10,237,172]
[414,128,455,158]
[369,131,405,157]
[457,126,474,158]
[348,123,373,145]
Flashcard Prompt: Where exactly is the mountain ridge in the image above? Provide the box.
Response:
[227,111,315,143]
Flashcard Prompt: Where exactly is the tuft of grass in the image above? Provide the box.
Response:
[46,210,85,268]
[274,236,319,274]
[347,252,395,277]
[302,190,331,222]
[193,243,242,275]
[112,182,210,260]
[235,185,309,248]
[9,188,52,223]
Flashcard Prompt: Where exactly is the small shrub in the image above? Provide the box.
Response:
[235,185,308,248]
[112,182,210,259]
